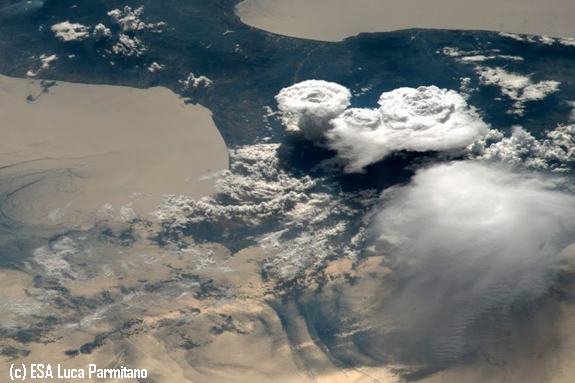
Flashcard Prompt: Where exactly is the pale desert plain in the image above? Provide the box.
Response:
[6,1,575,380]
[0,74,229,227]
[236,0,575,41]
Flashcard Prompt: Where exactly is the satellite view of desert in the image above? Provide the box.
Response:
[2,1,575,382]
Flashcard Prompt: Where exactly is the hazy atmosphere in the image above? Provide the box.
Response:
[2,0,575,382]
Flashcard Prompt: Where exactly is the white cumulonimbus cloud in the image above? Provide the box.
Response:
[275,80,351,141]
[330,86,490,172]
[276,81,489,172]
[368,161,575,365]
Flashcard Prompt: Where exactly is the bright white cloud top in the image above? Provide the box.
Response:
[181,72,213,90]
[93,23,112,40]
[276,81,489,172]
[51,21,90,42]
[275,80,351,140]
[331,86,489,171]
[108,6,147,32]
[112,34,146,57]
[107,6,166,33]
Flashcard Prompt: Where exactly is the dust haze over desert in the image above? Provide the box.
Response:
[3,0,575,382]
[236,0,575,41]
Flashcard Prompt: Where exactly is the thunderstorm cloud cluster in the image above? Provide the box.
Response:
[276,80,490,172]
[154,77,575,376]
[272,79,575,372]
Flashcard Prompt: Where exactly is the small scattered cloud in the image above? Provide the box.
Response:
[559,37,575,47]
[441,47,524,62]
[478,66,560,115]
[566,101,575,121]
[33,237,83,280]
[147,62,164,72]
[46,6,166,63]
[152,144,317,227]
[440,47,560,116]
[458,77,476,99]
[112,34,147,57]
[51,21,90,42]
[498,32,527,42]
[181,72,213,90]
[107,6,166,33]
[498,32,575,47]
[498,32,556,45]
[26,54,58,77]
[108,6,146,32]
[93,23,112,41]
[152,143,377,276]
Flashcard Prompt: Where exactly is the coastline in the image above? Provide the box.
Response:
[236,0,575,42]
[0,74,229,227]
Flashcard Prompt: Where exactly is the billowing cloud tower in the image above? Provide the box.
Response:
[276,82,489,172]
[275,80,351,141]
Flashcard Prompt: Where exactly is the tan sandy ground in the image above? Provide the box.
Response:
[3,75,575,382]
[236,0,575,42]
[0,74,228,228]
[0,224,400,383]
[2,234,575,382]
